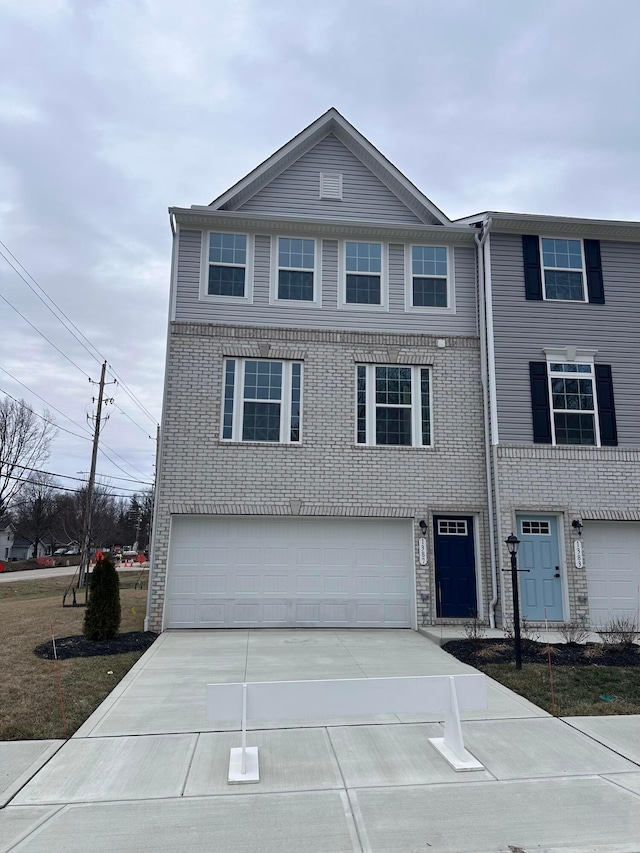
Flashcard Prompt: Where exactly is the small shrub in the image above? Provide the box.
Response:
[83,554,121,641]
[463,618,487,642]
[596,616,639,649]
[503,617,540,643]
[558,621,590,645]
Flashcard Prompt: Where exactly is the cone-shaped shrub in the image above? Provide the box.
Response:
[83,553,121,641]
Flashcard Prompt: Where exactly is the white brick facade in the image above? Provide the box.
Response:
[148,322,489,632]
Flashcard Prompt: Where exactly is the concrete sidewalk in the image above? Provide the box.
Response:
[2,630,640,852]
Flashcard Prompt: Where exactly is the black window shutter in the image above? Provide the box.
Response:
[522,235,543,300]
[595,364,618,445]
[529,362,552,443]
[584,239,605,304]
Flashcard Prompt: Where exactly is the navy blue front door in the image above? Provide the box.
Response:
[433,516,477,618]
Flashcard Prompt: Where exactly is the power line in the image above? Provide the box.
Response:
[108,369,158,426]
[113,402,155,439]
[0,240,159,427]
[0,241,104,366]
[0,365,93,437]
[78,471,154,486]
[0,369,152,479]
[2,470,143,500]
[0,290,91,378]
[0,459,151,491]
[0,386,92,442]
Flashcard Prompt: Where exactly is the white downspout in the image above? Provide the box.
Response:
[483,231,506,625]
[475,218,499,627]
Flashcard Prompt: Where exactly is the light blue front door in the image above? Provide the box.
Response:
[516,515,564,621]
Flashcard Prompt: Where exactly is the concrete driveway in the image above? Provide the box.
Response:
[3,629,640,853]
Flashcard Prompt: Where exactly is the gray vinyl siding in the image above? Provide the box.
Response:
[491,232,640,447]
[175,229,478,336]
[235,134,426,225]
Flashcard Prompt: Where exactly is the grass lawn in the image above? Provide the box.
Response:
[480,661,640,716]
[0,572,150,740]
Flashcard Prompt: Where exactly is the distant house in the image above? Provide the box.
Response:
[6,534,55,561]
[0,520,13,562]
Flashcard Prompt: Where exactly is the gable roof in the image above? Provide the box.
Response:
[208,108,451,226]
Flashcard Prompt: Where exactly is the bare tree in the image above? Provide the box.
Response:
[12,473,59,555]
[55,484,120,550]
[0,397,57,516]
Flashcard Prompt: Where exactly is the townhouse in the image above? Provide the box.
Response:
[147,110,640,633]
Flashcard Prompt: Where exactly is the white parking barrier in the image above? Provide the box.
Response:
[206,673,487,783]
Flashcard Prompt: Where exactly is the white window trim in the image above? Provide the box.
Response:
[544,350,600,447]
[540,235,587,303]
[404,244,455,314]
[437,519,468,536]
[221,358,303,444]
[339,241,388,311]
[355,364,432,448]
[269,235,321,306]
[200,231,254,304]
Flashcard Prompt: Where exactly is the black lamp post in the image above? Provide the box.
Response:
[505,534,524,670]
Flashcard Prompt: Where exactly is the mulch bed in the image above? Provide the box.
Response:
[443,638,640,667]
[34,631,158,660]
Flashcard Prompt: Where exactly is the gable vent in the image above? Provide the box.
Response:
[319,172,343,200]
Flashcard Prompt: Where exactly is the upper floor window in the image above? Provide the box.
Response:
[343,242,386,308]
[548,361,597,445]
[530,352,617,446]
[356,364,431,447]
[408,245,450,309]
[207,232,249,298]
[222,359,302,443]
[276,238,316,302]
[523,236,604,304]
[541,238,586,301]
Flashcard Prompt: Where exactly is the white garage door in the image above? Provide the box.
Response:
[584,522,640,628]
[165,516,414,629]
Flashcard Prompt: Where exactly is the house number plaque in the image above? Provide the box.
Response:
[418,538,428,566]
[574,540,584,569]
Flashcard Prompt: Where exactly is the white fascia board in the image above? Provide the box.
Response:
[207,108,451,227]
[169,207,476,243]
[456,211,640,241]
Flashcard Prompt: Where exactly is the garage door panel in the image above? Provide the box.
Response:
[174,546,198,568]
[385,603,410,623]
[296,603,322,622]
[357,575,381,595]
[262,602,289,623]
[323,603,349,622]
[356,549,382,568]
[296,575,323,594]
[232,575,259,594]
[169,603,196,626]
[201,575,226,594]
[202,547,228,565]
[384,576,408,595]
[584,522,640,628]
[166,517,413,628]
[356,603,383,623]
[171,576,198,595]
[200,603,226,625]
[263,575,288,594]
[324,576,349,594]
[264,548,288,565]
[233,603,260,623]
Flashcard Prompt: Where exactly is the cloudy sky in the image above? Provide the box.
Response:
[1,0,639,499]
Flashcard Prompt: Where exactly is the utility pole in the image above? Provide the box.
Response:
[78,362,113,590]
